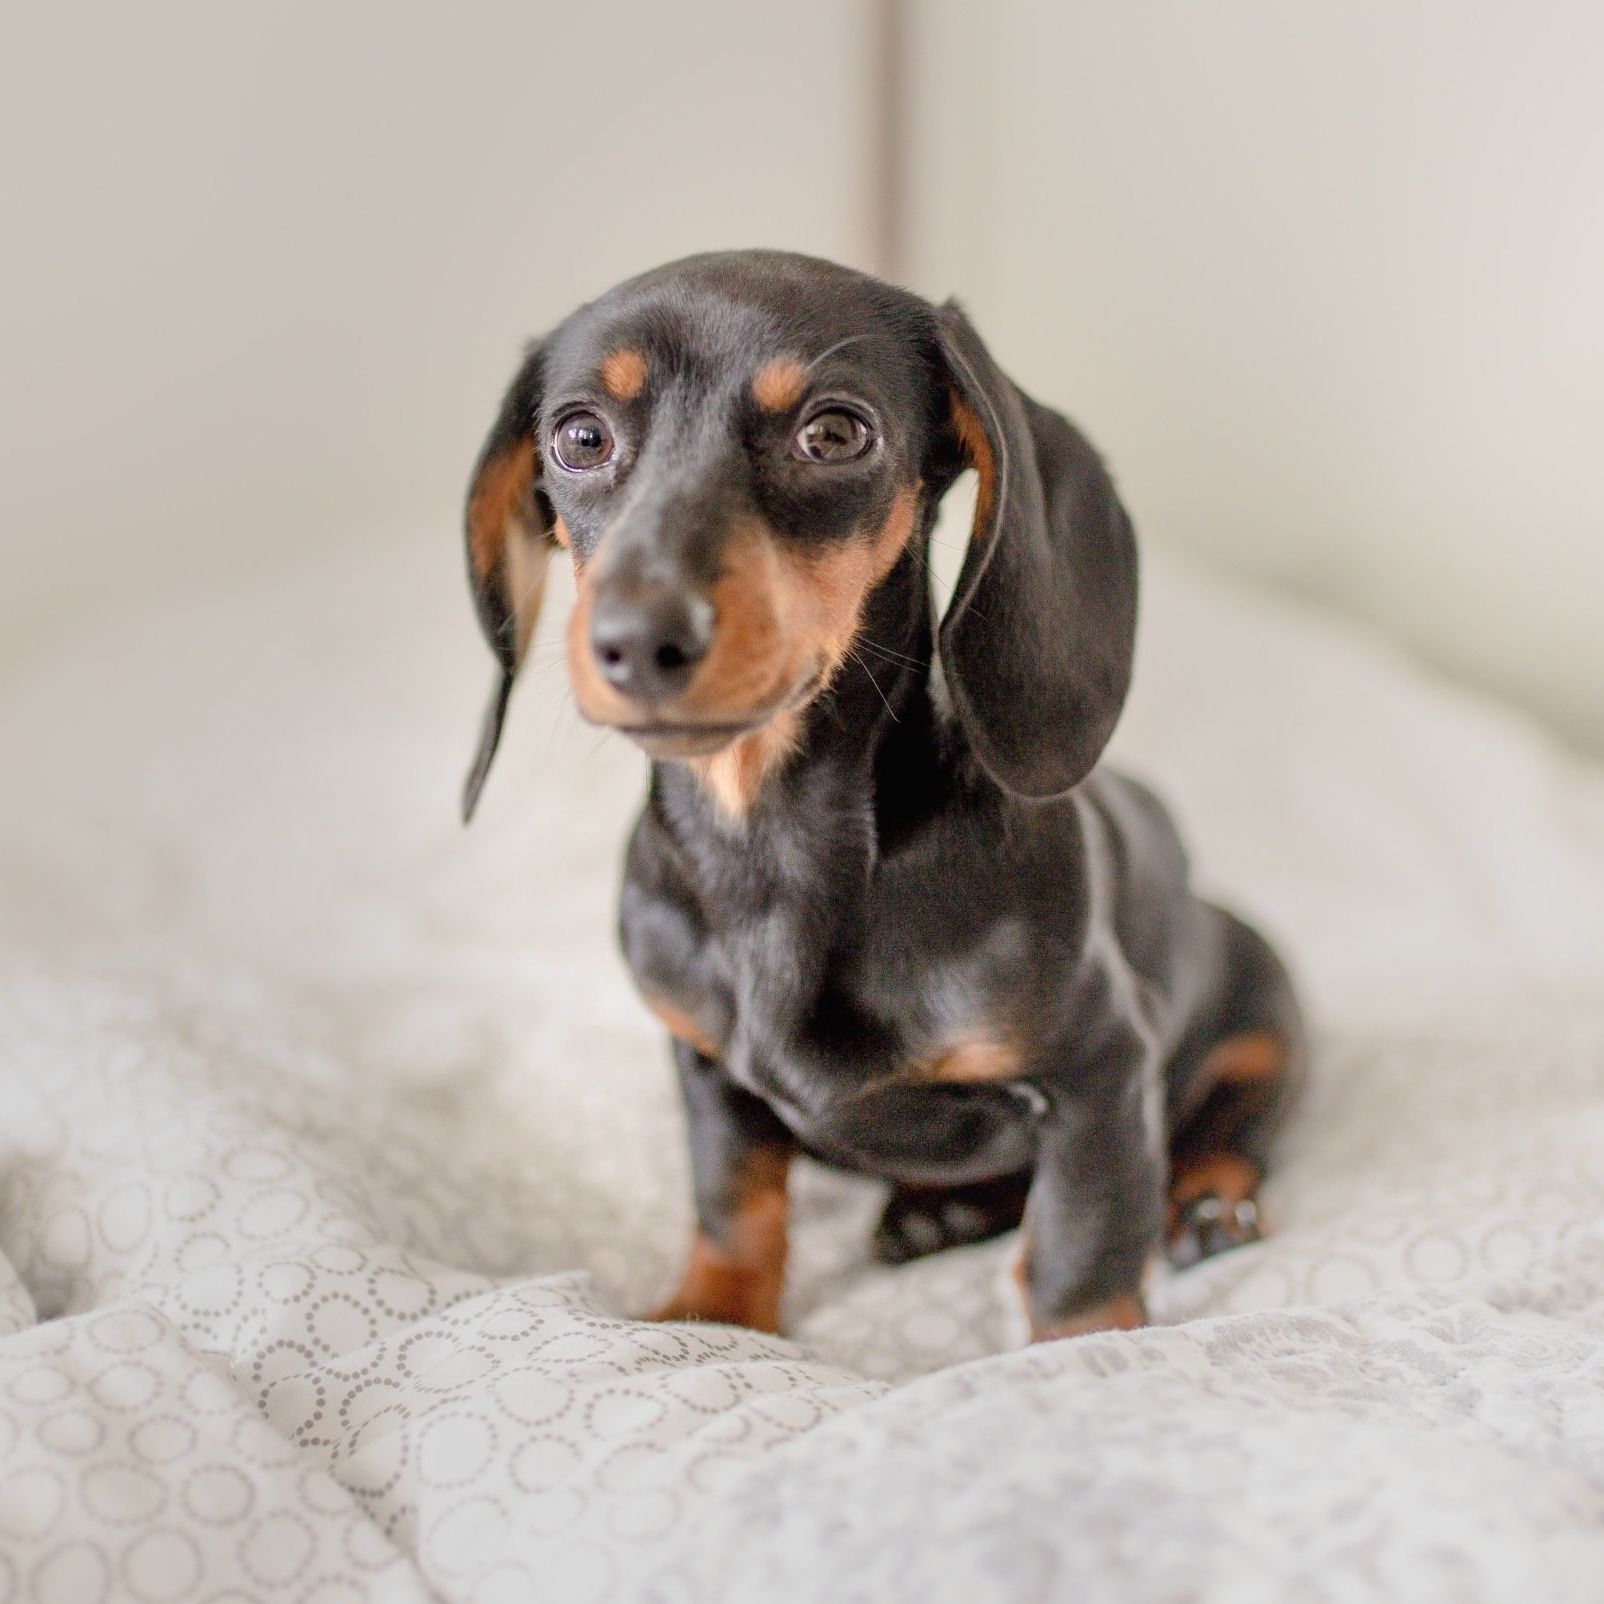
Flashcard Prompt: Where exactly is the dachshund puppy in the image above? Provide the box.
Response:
[461,250,1302,1341]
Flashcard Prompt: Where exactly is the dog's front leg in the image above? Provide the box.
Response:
[1016,1063,1166,1342]
[650,1041,797,1334]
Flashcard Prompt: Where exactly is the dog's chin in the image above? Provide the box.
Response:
[615,720,759,760]
[595,668,826,762]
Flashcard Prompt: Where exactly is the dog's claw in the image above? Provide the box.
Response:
[1168,1192,1262,1269]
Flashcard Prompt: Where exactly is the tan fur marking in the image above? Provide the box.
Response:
[645,995,720,1060]
[923,1036,1021,1084]
[567,488,921,819]
[651,1146,792,1333]
[949,390,997,537]
[770,484,920,688]
[1012,1227,1148,1341]
[1029,1294,1147,1342]
[467,440,553,658]
[599,347,649,402]
[751,355,808,413]
[688,708,804,821]
[500,521,551,658]
[552,515,571,549]
[1196,1029,1285,1087]
[1168,1153,1260,1215]
[565,566,614,714]
[567,518,792,731]
[466,444,535,581]
[682,487,920,815]
[685,523,793,712]
[565,529,652,727]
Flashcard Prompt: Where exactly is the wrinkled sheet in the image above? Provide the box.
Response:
[3,532,1603,1602]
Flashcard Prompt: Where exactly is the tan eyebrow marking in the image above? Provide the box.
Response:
[751,355,808,413]
[599,347,648,401]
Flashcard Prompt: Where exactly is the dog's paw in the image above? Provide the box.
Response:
[648,1239,784,1333]
[874,1175,1030,1265]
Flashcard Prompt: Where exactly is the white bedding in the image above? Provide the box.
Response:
[3,533,1603,1601]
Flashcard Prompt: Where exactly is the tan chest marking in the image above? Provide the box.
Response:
[921,1035,1021,1084]
[688,708,804,822]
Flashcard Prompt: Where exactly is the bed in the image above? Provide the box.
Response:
[3,532,1602,1601]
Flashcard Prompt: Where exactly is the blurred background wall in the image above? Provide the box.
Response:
[4,2,1600,750]
[900,1,1604,752]
[0,1,882,662]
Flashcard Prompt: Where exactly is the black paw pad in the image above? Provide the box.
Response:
[874,1180,1028,1265]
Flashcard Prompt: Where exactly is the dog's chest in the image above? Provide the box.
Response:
[687,889,1043,1179]
[624,813,1038,1092]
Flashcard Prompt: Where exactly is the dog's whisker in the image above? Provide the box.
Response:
[855,645,927,679]
[544,695,569,749]
[523,654,571,679]
[856,635,927,671]
[855,647,921,675]
[805,333,872,372]
[848,647,899,722]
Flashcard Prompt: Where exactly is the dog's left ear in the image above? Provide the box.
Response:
[932,303,1138,800]
[461,341,557,822]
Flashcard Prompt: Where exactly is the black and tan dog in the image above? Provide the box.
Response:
[461,250,1301,1342]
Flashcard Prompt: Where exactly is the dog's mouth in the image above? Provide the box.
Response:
[605,668,828,760]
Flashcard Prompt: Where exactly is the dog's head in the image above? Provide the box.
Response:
[462,250,1136,818]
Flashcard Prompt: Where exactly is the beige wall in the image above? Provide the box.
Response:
[9,3,1601,750]
[901,2,1604,751]
[0,2,878,656]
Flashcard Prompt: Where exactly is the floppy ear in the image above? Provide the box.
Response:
[933,302,1138,800]
[461,342,557,822]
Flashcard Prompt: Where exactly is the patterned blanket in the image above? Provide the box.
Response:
[3,537,1602,1600]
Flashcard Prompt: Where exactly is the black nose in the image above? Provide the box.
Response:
[589,582,714,704]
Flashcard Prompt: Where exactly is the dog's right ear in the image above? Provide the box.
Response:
[461,342,557,822]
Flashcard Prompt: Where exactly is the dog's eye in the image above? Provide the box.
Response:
[793,408,873,464]
[552,411,615,471]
